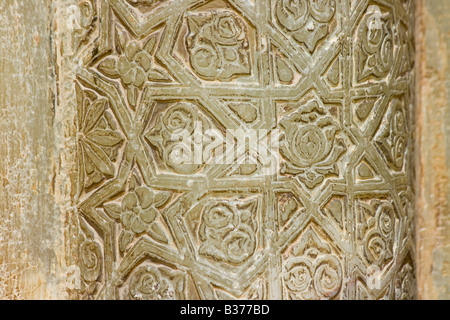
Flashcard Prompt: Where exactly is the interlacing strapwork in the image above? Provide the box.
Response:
[69,0,416,300]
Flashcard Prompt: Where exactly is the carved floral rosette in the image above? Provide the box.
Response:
[280,100,347,189]
[355,5,394,82]
[283,228,343,300]
[356,198,397,268]
[375,98,409,172]
[186,10,251,81]
[275,0,337,52]
[127,265,185,300]
[198,199,258,265]
[103,174,173,255]
[98,31,170,109]
[145,101,222,175]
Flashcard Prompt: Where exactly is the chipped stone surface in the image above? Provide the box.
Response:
[416,0,450,301]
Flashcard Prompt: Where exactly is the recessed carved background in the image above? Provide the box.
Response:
[68,0,416,300]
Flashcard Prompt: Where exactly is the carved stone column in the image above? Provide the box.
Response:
[37,0,418,300]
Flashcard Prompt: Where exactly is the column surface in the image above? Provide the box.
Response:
[0,0,418,300]
[62,0,417,300]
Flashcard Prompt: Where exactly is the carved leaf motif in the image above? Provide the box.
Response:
[127,87,138,108]
[154,191,171,208]
[76,142,86,195]
[86,130,123,147]
[115,28,128,54]
[104,203,121,220]
[127,0,161,6]
[355,98,377,121]
[228,102,258,123]
[144,36,157,54]
[83,99,107,133]
[276,55,294,83]
[81,139,115,176]
[355,5,394,82]
[148,223,169,244]
[280,197,298,224]
[98,58,119,77]
[148,69,170,81]
[76,83,85,128]
[119,230,134,254]
[75,85,124,195]
[375,99,408,171]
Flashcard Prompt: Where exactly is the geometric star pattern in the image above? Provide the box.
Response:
[69,0,416,300]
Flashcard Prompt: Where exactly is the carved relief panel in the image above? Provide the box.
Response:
[68,0,416,300]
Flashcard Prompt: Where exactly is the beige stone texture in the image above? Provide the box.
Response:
[0,0,65,299]
[2,0,448,300]
[416,0,450,300]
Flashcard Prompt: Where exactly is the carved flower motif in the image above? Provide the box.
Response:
[187,10,251,81]
[285,261,311,294]
[357,199,396,267]
[275,0,336,52]
[129,266,179,300]
[72,0,95,50]
[280,100,347,189]
[76,238,103,299]
[213,13,245,44]
[79,240,102,283]
[376,99,408,171]
[198,200,258,264]
[98,33,170,109]
[145,102,220,175]
[162,103,196,134]
[76,85,124,194]
[395,263,415,300]
[121,187,160,233]
[223,227,256,263]
[116,42,150,88]
[356,5,394,82]
[102,185,171,253]
[284,229,342,300]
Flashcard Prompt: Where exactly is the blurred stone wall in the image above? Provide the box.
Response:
[416,0,450,300]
